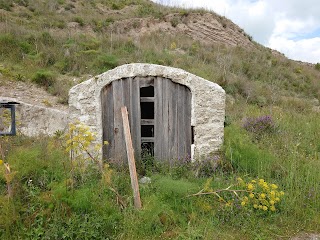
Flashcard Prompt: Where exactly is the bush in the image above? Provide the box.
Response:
[73,16,85,26]
[32,69,56,89]
[170,17,180,27]
[94,54,118,73]
[243,115,276,136]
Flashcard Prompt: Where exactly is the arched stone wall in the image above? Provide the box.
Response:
[69,63,225,160]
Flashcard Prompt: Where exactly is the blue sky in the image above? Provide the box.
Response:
[151,0,320,64]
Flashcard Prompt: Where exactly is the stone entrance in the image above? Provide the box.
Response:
[69,63,225,161]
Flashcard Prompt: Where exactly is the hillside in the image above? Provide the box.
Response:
[0,0,319,106]
[0,0,320,239]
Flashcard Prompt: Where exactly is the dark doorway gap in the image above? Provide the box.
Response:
[141,142,154,157]
[140,86,154,97]
[140,102,154,119]
[141,125,154,137]
[191,126,194,144]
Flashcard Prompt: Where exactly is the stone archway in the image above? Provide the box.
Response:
[69,63,225,161]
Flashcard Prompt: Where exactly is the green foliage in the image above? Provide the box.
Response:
[32,69,56,89]
[0,0,28,11]
[170,17,180,27]
[94,54,118,73]
[73,16,85,27]
[224,124,277,177]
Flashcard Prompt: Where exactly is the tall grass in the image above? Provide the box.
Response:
[0,0,320,238]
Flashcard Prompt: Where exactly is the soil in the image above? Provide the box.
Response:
[0,76,68,111]
[290,233,320,240]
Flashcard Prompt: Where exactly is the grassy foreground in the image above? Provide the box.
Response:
[1,99,319,239]
[1,0,320,239]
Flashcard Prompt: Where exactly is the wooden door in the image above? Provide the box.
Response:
[101,77,191,164]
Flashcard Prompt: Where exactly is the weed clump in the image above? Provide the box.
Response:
[32,69,56,89]
[194,177,285,213]
[243,115,276,137]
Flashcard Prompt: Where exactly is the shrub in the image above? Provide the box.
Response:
[32,69,56,89]
[243,115,276,136]
[170,17,180,27]
[0,0,13,11]
[196,177,285,213]
[94,54,118,73]
[73,16,85,26]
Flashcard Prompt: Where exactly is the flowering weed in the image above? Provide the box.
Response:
[190,176,284,214]
[243,115,276,138]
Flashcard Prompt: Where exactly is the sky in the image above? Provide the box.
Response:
[151,0,320,64]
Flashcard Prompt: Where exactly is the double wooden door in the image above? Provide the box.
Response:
[101,76,191,163]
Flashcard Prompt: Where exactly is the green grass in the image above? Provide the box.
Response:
[1,120,320,239]
[0,0,320,239]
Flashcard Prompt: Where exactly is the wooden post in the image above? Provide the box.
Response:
[121,106,142,209]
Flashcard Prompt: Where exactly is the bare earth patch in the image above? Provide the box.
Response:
[0,76,67,111]
[290,233,320,240]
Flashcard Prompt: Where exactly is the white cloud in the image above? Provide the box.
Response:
[151,0,320,63]
[269,37,320,63]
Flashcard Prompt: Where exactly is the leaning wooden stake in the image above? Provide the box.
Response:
[121,106,142,209]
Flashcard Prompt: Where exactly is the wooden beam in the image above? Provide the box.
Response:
[121,106,142,209]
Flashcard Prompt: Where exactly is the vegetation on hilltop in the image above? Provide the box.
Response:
[0,0,320,239]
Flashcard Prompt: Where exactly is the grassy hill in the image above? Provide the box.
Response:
[0,0,320,239]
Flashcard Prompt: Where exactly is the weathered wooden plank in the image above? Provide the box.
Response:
[141,137,155,142]
[154,77,163,160]
[131,77,141,160]
[140,97,155,102]
[185,88,192,159]
[112,79,125,163]
[139,76,154,88]
[122,78,131,117]
[101,84,114,161]
[161,78,169,161]
[177,84,185,160]
[141,119,154,125]
[121,106,142,209]
[168,81,178,163]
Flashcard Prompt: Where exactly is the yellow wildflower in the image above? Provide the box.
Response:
[247,183,254,191]
[0,159,3,165]
[271,184,278,189]
[270,206,276,211]
[241,201,246,206]
[262,183,269,190]
[275,197,280,202]
[251,180,256,183]
[237,177,243,182]
[280,191,285,196]
[249,193,255,198]
[262,206,268,211]
[253,204,258,209]
[269,200,275,205]
[260,193,266,199]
